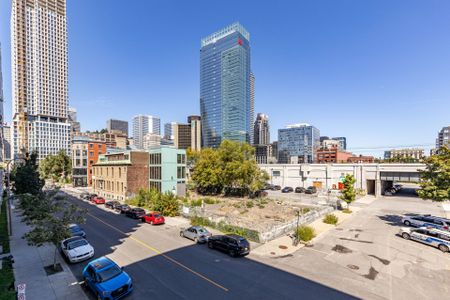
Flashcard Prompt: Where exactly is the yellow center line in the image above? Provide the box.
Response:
[87,212,229,292]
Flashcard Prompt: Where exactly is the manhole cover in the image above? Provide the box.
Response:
[347,264,359,270]
[279,245,288,249]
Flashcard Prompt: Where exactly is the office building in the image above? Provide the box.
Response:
[347,155,374,163]
[133,115,160,149]
[271,141,278,162]
[173,123,191,149]
[92,151,149,201]
[188,115,201,151]
[253,113,270,145]
[200,22,253,147]
[278,124,320,164]
[164,122,177,141]
[332,137,347,150]
[107,119,128,136]
[384,148,424,160]
[143,133,161,149]
[250,72,255,144]
[436,126,450,149]
[148,146,187,196]
[255,144,272,164]
[76,131,127,149]
[72,136,107,187]
[0,45,4,162]
[68,107,80,137]
[11,0,71,160]
[321,139,341,150]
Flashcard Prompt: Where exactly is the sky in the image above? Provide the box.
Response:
[1,0,450,157]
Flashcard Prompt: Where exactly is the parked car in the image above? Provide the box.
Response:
[141,212,165,225]
[89,194,98,201]
[105,201,121,210]
[180,226,212,243]
[273,185,281,191]
[249,190,268,199]
[295,187,306,193]
[80,192,90,200]
[69,224,86,238]
[401,215,450,231]
[399,227,450,252]
[262,184,273,190]
[82,257,133,300]
[60,236,94,263]
[91,196,106,205]
[304,186,317,194]
[207,234,250,257]
[115,204,131,214]
[281,187,294,193]
[394,184,403,191]
[126,208,146,219]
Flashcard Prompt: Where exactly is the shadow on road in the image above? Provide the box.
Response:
[63,190,358,300]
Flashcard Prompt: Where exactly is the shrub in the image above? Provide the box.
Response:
[342,209,352,214]
[323,214,339,225]
[246,201,254,208]
[190,199,202,207]
[189,216,260,242]
[300,207,311,214]
[257,204,265,209]
[295,225,316,242]
[203,197,217,205]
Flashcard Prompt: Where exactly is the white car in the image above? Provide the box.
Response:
[60,236,94,263]
[401,215,450,231]
[399,227,450,252]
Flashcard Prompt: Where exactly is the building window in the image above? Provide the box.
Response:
[149,181,161,192]
[177,166,186,179]
[90,151,94,157]
[149,167,161,180]
[177,154,186,164]
[119,168,121,178]
[89,143,93,148]
[150,153,161,164]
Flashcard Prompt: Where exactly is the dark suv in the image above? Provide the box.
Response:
[105,201,121,210]
[126,208,146,219]
[207,234,250,257]
[305,186,317,194]
[295,187,306,193]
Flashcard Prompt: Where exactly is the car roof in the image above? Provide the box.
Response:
[191,226,205,230]
[89,257,115,271]
[63,236,84,243]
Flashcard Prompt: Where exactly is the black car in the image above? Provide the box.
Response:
[273,185,281,191]
[207,234,250,257]
[105,201,121,209]
[89,194,98,201]
[262,184,273,190]
[80,192,90,200]
[249,190,268,199]
[125,208,146,219]
[281,187,293,193]
[115,204,131,214]
[295,187,306,193]
[304,186,317,194]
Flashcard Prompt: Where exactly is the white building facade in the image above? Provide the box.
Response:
[11,0,70,160]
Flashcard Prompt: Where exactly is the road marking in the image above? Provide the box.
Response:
[87,212,229,292]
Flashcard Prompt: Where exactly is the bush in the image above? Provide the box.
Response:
[190,199,202,207]
[295,225,316,242]
[246,201,254,208]
[189,216,260,242]
[323,214,339,225]
[203,197,217,205]
[153,192,180,217]
[342,209,352,214]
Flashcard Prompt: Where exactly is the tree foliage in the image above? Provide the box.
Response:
[39,150,72,183]
[191,140,269,196]
[339,174,356,206]
[126,188,180,216]
[10,152,44,195]
[417,146,450,201]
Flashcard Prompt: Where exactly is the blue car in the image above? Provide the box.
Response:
[83,257,133,300]
[69,224,86,238]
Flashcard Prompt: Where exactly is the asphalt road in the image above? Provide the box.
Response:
[63,190,356,300]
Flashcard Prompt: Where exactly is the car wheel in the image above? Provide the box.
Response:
[438,244,449,253]
[180,232,184,237]
[229,249,236,257]
[194,237,198,243]
[401,232,410,240]
[208,241,214,249]
[149,221,153,225]
[403,220,411,226]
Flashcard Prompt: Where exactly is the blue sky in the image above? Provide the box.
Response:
[1,0,449,157]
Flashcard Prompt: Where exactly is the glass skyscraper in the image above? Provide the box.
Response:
[200,22,253,148]
[278,124,320,164]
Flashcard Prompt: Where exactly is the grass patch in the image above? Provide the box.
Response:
[245,201,254,208]
[203,197,218,205]
[190,216,260,242]
[342,209,352,214]
[0,200,10,253]
[295,225,316,242]
[190,199,202,207]
[323,214,339,225]
[0,199,16,300]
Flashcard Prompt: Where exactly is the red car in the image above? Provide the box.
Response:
[141,212,165,225]
[91,196,106,204]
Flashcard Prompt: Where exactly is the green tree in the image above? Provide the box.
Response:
[126,188,180,216]
[191,148,224,194]
[39,150,72,183]
[417,146,450,201]
[10,152,44,195]
[21,191,87,270]
[339,174,356,208]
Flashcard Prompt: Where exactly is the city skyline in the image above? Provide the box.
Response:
[1,1,449,157]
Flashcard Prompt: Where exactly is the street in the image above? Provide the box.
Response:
[63,191,354,300]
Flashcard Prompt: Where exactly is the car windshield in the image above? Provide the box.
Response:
[154,214,161,218]
[70,226,81,233]
[67,239,88,250]
[97,265,122,282]
[198,228,208,233]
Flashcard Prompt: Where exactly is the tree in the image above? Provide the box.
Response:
[10,152,44,195]
[126,188,179,216]
[21,190,86,270]
[39,150,72,183]
[191,141,269,196]
[417,146,450,201]
[339,174,356,208]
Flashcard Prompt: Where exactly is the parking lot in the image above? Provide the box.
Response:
[255,190,450,299]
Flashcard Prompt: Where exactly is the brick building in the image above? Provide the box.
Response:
[92,151,149,201]
[347,155,374,163]
[76,131,127,149]
[316,147,353,163]
[72,136,106,187]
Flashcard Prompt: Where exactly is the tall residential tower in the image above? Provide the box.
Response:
[200,22,253,148]
[11,0,70,160]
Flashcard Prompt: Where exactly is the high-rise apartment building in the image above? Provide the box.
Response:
[107,119,128,136]
[164,122,177,141]
[68,107,80,137]
[11,0,71,160]
[143,133,161,149]
[278,123,320,164]
[3,125,11,161]
[133,115,160,149]
[188,115,201,151]
[200,22,253,147]
[253,113,270,145]
[0,45,4,162]
[436,126,450,149]
[173,123,191,150]
[249,72,255,144]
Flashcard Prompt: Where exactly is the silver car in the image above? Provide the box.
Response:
[399,227,450,252]
[180,226,212,243]
[401,215,450,231]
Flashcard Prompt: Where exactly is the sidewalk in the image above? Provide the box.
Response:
[252,206,361,257]
[9,201,87,300]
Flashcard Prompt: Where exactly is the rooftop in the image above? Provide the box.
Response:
[201,22,250,47]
